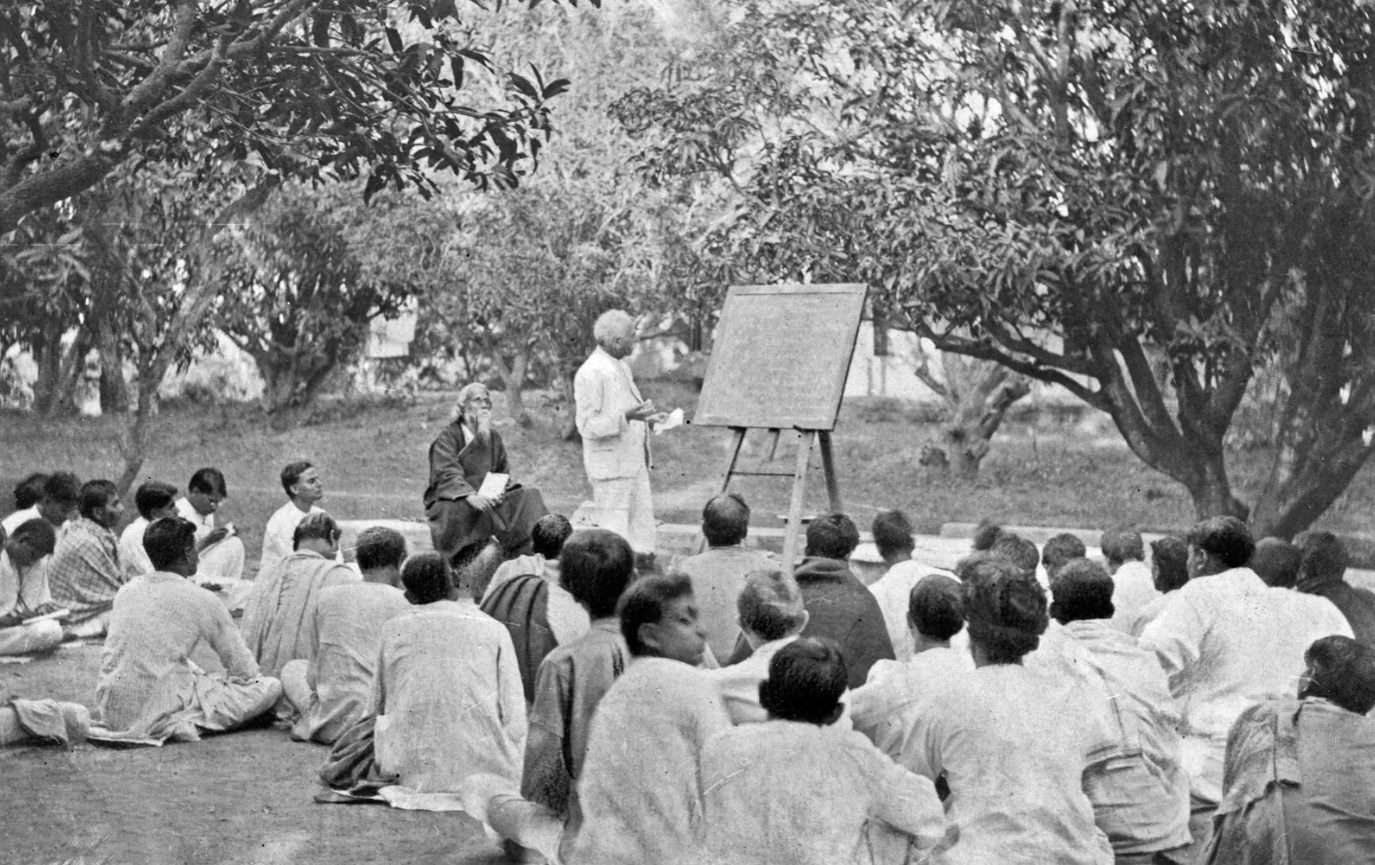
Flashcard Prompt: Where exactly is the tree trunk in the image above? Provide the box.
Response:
[34,330,90,418]
[94,312,131,414]
[487,340,532,427]
[559,367,580,442]
[115,386,157,497]
[941,371,1031,479]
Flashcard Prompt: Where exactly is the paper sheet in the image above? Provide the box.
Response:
[654,407,685,435]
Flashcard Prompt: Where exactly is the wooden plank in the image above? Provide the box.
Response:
[781,431,814,571]
[818,430,843,513]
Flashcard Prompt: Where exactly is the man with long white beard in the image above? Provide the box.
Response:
[424,383,549,568]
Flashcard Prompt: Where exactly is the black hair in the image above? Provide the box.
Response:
[1049,558,1116,624]
[355,527,407,572]
[758,637,848,725]
[561,529,636,619]
[971,519,1004,552]
[1296,530,1348,588]
[292,511,338,550]
[908,574,965,641]
[13,473,48,510]
[804,513,859,561]
[1041,533,1087,579]
[872,509,916,559]
[618,572,694,657]
[43,472,82,507]
[1303,635,1375,715]
[1100,525,1145,565]
[531,514,574,559]
[78,480,118,520]
[402,551,453,604]
[281,461,314,497]
[737,569,807,641]
[1250,537,1303,589]
[1186,516,1254,571]
[134,481,179,520]
[188,467,228,497]
[961,556,1048,664]
[144,517,198,571]
[9,517,56,556]
[702,493,750,547]
[1150,536,1190,592]
[991,533,1040,575]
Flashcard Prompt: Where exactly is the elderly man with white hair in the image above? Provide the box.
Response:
[574,309,666,567]
[423,382,549,566]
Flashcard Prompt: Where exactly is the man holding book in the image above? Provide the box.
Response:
[424,382,549,567]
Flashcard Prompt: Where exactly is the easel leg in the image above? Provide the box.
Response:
[818,430,843,513]
[782,431,815,571]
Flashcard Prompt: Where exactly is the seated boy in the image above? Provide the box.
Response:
[91,518,280,745]
[282,526,411,745]
[119,481,179,578]
[483,570,728,865]
[0,519,64,656]
[175,467,247,581]
[701,638,946,864]
[705,568,811,724]
[48,479,126,638]
[371,551,526,809]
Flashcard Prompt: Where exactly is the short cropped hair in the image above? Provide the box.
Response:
[737,569,807,641]
[991,533,1040,575]
[804,513,859,561]
[961,556,1048,664]
[44,472,82,508]
[618,572,694,657]
[292,511,339,549]
[188,467,227,497]
[402,552,453,605]
[1050,559,1116,623]
[1304,635,1375,715]
[144,517,197,571]
[13,473,48,510]
[971,519,1004,552]
[355,526,407,572]
[1296,530,1348,588]
[532,514,574,559]
[1250,537,1303,589]
[1151,536,1190,592]
[702,493,750,547]
[1100,526,1145,564]
[908,574,965,641]
[758,637,848,725]
[1041,533,1087,579]
[872,510,915,559]
[280,461,314,497]
[10,518,56,556]
[562,529,636,619]
[1187,516,1254,570]
[78,480,118,520]
[134,481,179,520]
[593,309,634,343]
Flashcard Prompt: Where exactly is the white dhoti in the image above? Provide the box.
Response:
[0,619,62,656]
[589,467,656,554]
[198,536,246,580]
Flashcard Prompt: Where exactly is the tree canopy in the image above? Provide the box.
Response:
[620,0,1375,537]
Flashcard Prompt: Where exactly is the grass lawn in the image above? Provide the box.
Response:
[3,383,1373,575]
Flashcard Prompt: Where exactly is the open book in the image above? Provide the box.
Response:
[477,473,510,499]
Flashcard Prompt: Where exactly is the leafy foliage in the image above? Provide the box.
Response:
[619,0,1375,536]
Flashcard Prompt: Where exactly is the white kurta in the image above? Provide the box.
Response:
[175,497,246,580]
[574,346,655,553]
[856,662,1116,865]
[705,635,800,725]
[701,720,946,865]
[372,598,526,808]
[1138,567,1353,804]
[257,501,323,579]
[867,561,963,662]
[1109,560,1160,633]
[1,506,40,536]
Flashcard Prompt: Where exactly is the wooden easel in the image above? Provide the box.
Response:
[713,426,844,569]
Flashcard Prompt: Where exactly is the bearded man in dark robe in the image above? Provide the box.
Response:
[424,384,549,567]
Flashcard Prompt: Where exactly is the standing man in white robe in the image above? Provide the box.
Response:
[574,309,666,569]
[259,461,325,578]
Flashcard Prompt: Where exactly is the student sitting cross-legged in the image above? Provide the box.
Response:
[701,637,946,865]
[91,517,281,745]
[281,526,411,745]
[370,551,526,810]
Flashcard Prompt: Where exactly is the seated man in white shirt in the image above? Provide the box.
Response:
[259,461,325,579]
[706,568,810,724]
[866,509,958,662]
[0,519,64,656]
[2,471,80,536]
[176,467,246,582]
[1042,533,1087,583]
[119,481,179,579]
[701,637,946,865]
[3,473,48,534]
[1102,525,1160,632]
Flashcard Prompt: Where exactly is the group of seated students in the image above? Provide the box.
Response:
[4,461,1375,864]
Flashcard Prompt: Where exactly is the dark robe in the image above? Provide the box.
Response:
[480,572,558,704]
[423,422,548,561]
[727,556,895,688]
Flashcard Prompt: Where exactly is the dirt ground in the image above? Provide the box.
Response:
[1,642,507,865]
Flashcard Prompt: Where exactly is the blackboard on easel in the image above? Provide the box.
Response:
[693,283,868,567]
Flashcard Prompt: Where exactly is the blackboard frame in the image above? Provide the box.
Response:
[692,283,868,430]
